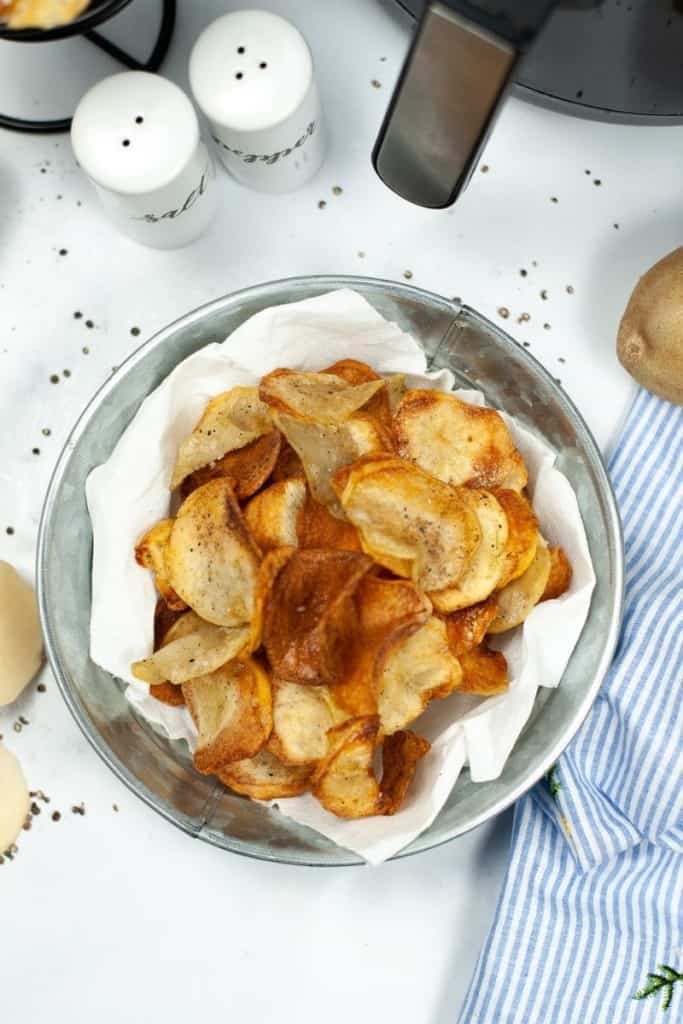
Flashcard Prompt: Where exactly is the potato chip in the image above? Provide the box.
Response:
[131,609,249,685]
[444,596,499,656]
[271,438,305,481]
[179,431,281,502]
[149,682,186,707]
[312,715,382,818]
[297,492,361,552]
[248,547,295,652]
[323,359,396,444]
[493,488,539,589]
[542,546,572,601]
[457,645,509,696]
[395,389,527,491]
[135,519,186,611]
[167,478,260,627]
[263,549,373,685]
[170,387,272,490]
[380,730,431,815]
[245,478,307,552]
[269,679,346,765]
[272,411,388,516]
[488,537,552,634]
[153,597,184,650]
[218,748,312,799]
[2,0,89,29]
[334,456,482,593]
[260,368,385,424]
[430,489,508,613]
[183,658,272,774]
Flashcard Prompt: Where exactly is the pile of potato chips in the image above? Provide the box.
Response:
[132,359,571,819]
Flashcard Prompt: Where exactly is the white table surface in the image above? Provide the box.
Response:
[1,1,680,1021]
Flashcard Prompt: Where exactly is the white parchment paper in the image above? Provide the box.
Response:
[86,289,595,864]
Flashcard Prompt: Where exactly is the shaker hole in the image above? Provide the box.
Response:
[235,71,244,80]
[135,116,144,124]
[259,62,267,69]
[237,45,245,54]
[122,139,131,147]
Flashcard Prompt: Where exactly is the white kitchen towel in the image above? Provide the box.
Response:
[458,388,683,1023]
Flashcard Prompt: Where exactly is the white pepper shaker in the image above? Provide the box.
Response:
[71,71,217,249]
[189,10,325,193]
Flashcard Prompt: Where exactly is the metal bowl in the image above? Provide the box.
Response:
[37,276,623,866]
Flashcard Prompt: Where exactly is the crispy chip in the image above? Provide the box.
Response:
[334,456,482,593]
[271,438,305,481]
[493,488,539,589]
[179,431,281,502]
[183,658,272,774]
[218,748,312,799]
[457,645,509,696]
[167,478,260,626]
[269,679,346,765]
[488,537,552,634]
[249,547,295,652]
[170,387,272,490]
[430,489,508,613]
[311,715,382,818]
[263,549,373,685]
[153,596,184,649]
[135,519,186,611]
[377,617,462,734]
[149,682,186,707]
[380,730,431,815]
[542,546,572,601]
[245,477,307,552]
[2,0,89,29]
[131,610,249,685]
[297,492,361,551]
[444,596,499,656]
[395,389,527,491]
[260,368,385,424]
[323,359,396,443]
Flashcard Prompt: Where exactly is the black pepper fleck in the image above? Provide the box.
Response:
[540,289,549,300]
[59,248,68,256]
[613,223,620,230]
[566,285,574,294]
[85,320,94,329]
[113,803,119,812]
[523,341,531,348]
[593,179,602,186]
[30,801,40,815]
[550,196,558,203]
[357,250,365,258]
[42,427,51,436]
[82,346,90,355]
[50,374,60,384]
[32,448,40,455]
[403,270,413,280]
[52,811,61,822]
[19,716,29,726]
[480,164,489,173]
[130,326,141,337]
[497,307,510,319]
[63,369,71,377]
[544,322,551,330]
[74,311,82,319]
[37,683,46,693]
[558,356,566,364]
[6,526,14,535]
[371,79,382,88]
[71,803,86,816]
[317,200,327,209]
[520,269,527,277]
[332,186,343,196]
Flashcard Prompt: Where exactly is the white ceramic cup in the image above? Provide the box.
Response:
[71,71,217,249]
[189,9,326,194]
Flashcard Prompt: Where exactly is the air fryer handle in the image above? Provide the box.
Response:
[372,1,557,208]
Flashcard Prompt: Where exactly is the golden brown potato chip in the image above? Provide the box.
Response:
[272,410,388,516]
[167,478,260,627]
[260,368,385,424]
[183,658,272,774]
[386,374,407,413]
[312,715,382,818]
[248,547,295,652]
[135,519,186,611]
[493,488,539,589]
[153,596,184,649]
[2,0,89,29]
[297,492,361,552]
[395,389,527,491]
[457,645,509,696]
[380,730,431,815]
[322,359,395,444]
[131,610,249,685]
[377,617,462,734]
[444,596,499,656]
[179,431,281,502]
[263,549,373,685]
[271,439,305,481]
[218,748,312,799]
[245,477,307,552]
[541,546,572,601]
[269,679,346,765]
[488,538,552,634]
[430,489,508,613]
[149,682,186,707]
[170,387,272,490]
[334,456,481,593]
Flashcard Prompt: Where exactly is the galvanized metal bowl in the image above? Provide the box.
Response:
[37,276,623,865]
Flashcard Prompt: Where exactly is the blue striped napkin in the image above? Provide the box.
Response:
[458,389,683,1023]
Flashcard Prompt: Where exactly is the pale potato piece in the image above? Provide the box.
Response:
[260,368,385,424]
[334,456,482,593]
[488,538,552,634]
[2,0,89,29]
[269,679,346,765]
[377,617,462,735]
[430,489,508,613]
[0,743,29,853]
[170,387,272,490]
[395,389,527,491]
[134,518,186,611]
[183,658,272,774]
[312,716,382,818]
[273,411,388,516]
[131,610,249,685]
[167,478,260,627]
[0,561,43,707]
[219,748,312,799]
[244,478,306,552]
[493,488,539,590]
[542,546,573,601]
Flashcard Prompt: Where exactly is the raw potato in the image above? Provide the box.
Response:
[260,368,385,423]
[134,519,186,611]
[0,561,43,706]
[179,430,281,502]
[218,748,312,799]
[334,455,481,593]
[542,546,572,601]
[395,389,527,490]
[183,658,272,774]
[245,478,307,551]
[270,679,346,764]
[493,489,539,589]
[167,478,261,627]
[430,489,508,613]
[458,645,509,696]
[377,617,462,735]
[1,0,89,29]
[170,386,272,490]
[444,596,499,656]
[488,538,552,634]
[617,247,683,406]
[131,610,249,685]
[312,716,382,818]
[0,744,29,853]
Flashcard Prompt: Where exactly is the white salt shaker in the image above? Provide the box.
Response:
[189,10,325,193]
[71,71,217,249]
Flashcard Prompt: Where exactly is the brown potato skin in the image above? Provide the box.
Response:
[179,431,281,502]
